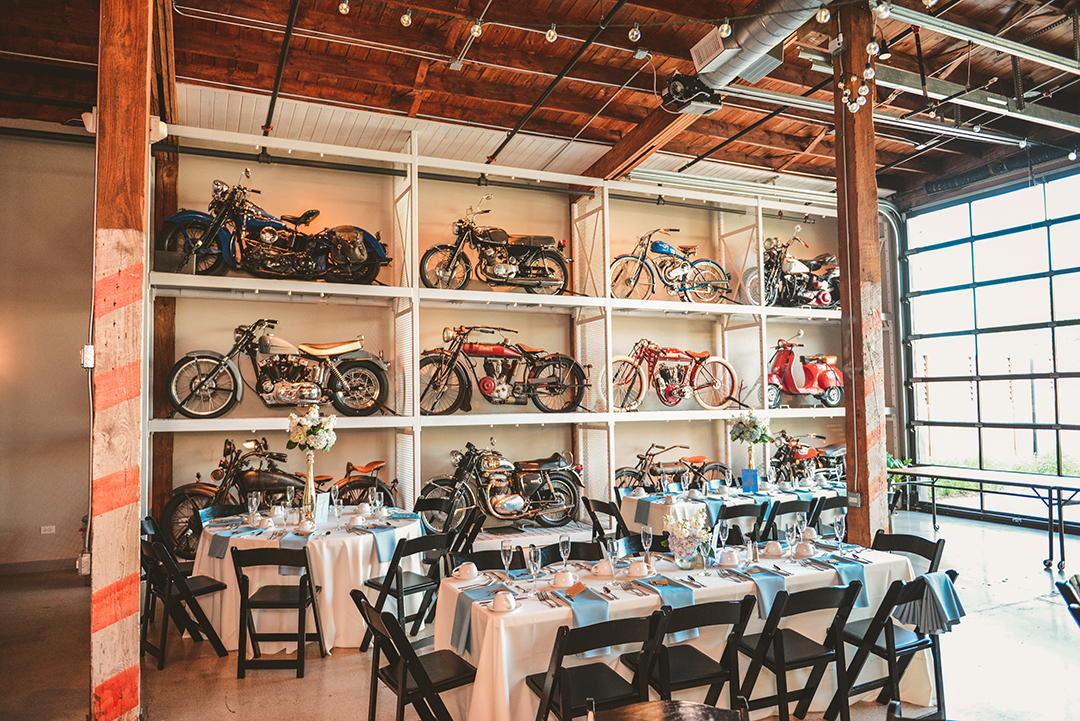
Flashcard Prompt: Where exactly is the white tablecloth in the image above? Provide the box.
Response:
[433,549,931,721]
[192,510,423,652]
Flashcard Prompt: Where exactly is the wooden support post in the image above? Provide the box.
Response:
[90,0,150,719]
[151,297,175,520]
[833,3,888,547]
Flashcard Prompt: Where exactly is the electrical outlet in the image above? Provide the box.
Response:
[847,492,863,508]
[77,553,91,576]
[41,525,56,534]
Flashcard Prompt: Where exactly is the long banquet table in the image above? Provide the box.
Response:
[192,509,423,652]
[433,548,932,721]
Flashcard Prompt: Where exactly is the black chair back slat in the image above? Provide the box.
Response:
[780,583,859,618]
[534,541,604,567]
[413,497,455,534]
[562,615,654,657]
[231,546,308,571]
[761,499,813,541]
[451,548,526,571]
[871,530,945,573]
[664,595,755,636]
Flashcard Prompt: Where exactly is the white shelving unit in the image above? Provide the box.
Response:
[148,124,852,513]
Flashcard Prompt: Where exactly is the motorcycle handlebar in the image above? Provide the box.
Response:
[464,325,517,335]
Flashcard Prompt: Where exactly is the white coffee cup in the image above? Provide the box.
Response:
[687,488,703,499]
[631,487,646,497]
[593,560,613,576]
[714,486,730,496]
[795,541,814,557]
[664,496,675,505]
[629,558,649,577]
[297,519,316,534]
[259,517,276,530]
[764,540,783,556]
[356,502,373,516]
[374,506,390,519]
[453,562,479,580]
[348,514,366,528]
[779,481,793,491]
[802,527,818,541]
[719,548,739,566]
[492,590,517,612]
[554,569,576,587]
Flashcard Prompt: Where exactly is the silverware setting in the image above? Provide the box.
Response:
[618,581,649,597]
[771,564,794,577]
[684,575,705,588]
[600,585,619,600]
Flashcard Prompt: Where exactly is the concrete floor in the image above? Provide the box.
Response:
[3,510,1080,721]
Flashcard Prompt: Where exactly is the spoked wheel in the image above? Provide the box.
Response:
[417,477,475,534]
[740,267,779,306]
[166,355,241,418]
[329,361,388,416]
[160,491,214,560]
[522,250,570,296]
[609,256,654,300]
[418,356,468,415]
[339,479,395,508]
[820,385,844,407]
[615,468,655,493]
[610,356,647,411]
[767,383,782,409]
[420,244,471,290]
[529,356,587,412]
[686,259,731,304]
[534,474,580,527]
[699,462,734,488]
[692,357,737,409]
[159,221,226,276]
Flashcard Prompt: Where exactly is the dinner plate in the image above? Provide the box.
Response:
[489,604,523,614]
[291,529,315,536]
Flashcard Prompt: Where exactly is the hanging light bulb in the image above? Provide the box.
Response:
[338,0,349,14]
[400,9,412,27]
[816,5,831,23]
[1019,139,1029,149]
[545,24,558,42]
[718,19,732,38]
[628,23,641,42]
[928,107,937,118]
[922,0,938,6]
[867,40,880,56]
[874,2,892,19]
[470,19,483,37]
[1069,150,1078,161]
[848,101,860,113]
[856,95,867,106]
[863,64,876,80]
[858,84,870,96]
[972,124,982,133]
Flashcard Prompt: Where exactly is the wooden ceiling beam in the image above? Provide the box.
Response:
[663,137,841,182]
[581,106,701,180]
[152,0,178,123]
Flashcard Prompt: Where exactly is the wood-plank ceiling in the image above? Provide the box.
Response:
[4,0,1080,205]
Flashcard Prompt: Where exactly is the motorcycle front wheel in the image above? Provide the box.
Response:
[166,355,241,418]
[418,356,469,415]
[417,476,476,534]
[767,383,782,408]
[610,356,647,411]
[420,244,471,290]
[338,478,396,508]
[329,360,388,416]
[160,490,215,560]
[740,267,779,306]
[614,467,653,493]
[692,357,737,410]
[819,385,844,407]
[687,259,731,304]
[522,250,570,296]
[534,473,580,527]
[159,221,226,276]
[609,256,654,300]
[529,356,587,413]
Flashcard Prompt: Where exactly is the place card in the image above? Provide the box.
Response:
[314,492,330,524]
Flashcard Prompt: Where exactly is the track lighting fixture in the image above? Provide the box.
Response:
[546,24,558,42]
[878,36,892,60]
[400,9,412,27]
[338,0,349,14]
[628,23,641,42]
[922,0,938,7]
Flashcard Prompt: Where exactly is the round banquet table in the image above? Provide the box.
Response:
[192,508,423,653]
[596,700,746,721]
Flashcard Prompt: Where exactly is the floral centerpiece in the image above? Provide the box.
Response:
[287,405,337,521]
[664,508,711,570]
[729,410,772,476]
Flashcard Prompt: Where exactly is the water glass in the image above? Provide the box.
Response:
[559,534,571,570]
[285,486,296,508]
[785,523,799,555]
[330,484,342,527]
[247,491,261,518]
[527,544,542,594]
[606,537,619,582]
[640,525,653,568]
[501,540,514,578]
[795,511,808,538]
[833,515,847,552]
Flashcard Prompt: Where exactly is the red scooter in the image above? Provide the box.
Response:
[766,330,844,408]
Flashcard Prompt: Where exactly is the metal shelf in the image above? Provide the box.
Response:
[419,411,605,428]
[148,414,412,433]
[418,287,605,313]
[149,271,411,305]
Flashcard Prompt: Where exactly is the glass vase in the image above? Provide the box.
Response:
[669,535,698,570]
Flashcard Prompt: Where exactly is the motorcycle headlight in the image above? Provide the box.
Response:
[259,227,278,243]
[450,450,463,467]
[211,468,225,482]
[764,237,776,250]
[443,327,454,343]
[212,179,229,199]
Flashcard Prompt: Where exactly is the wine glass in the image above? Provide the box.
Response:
[606,537,619,583]
[833,514,847,552]
[559,534,571,570]
[247,491,261,521]
[640,525,653,570]
[330,484,342,528]
[501,540,514,580]
[795,511,808,541]
[369,485,382,511]
[785,523,799,557]
[527,544,542,595]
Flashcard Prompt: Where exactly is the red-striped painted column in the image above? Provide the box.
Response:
[833,3,889,547]
[90,0,150,719]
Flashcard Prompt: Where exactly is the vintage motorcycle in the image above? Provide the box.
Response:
[166,318,390,418]
[614,443,734,492]
[159,168,390,284]
[159,437,396,559]
[739,225,840,308]
[416,438,582,533]
[610,228,731,303]
[419,194,571,294]
[610,338,737,412]
[418,325,589,415]
[769,430,827,485]
[766,330,844,408]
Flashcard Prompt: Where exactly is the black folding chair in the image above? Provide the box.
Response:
[360,533,453,652]
[352,591,476,721]
[760,499,813,542]
[448,506,486,556]
[583,497,632,543]
[1057,576,1080,629]
[230,546,327,678]
[871,530,945,575]
[739,582,863,721]
[534,540,604,567]
[807,495,848,535]
[139,540,228,669]
[142,516,194,576]
[714,501,768,546]
[415,497,457,576]
[451,548,526,572]
[825,571,959,721]
[619,595,756,708]
[527,608,671,720]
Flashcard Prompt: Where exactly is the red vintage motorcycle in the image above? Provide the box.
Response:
[767,330,844,408]
[610,338,737,411]
[770,430,826,484]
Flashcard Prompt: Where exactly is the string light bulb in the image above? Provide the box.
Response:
[628,23,641,42]
[816,5,831,23]
[1069,150,1078,161]
[863,64,876,80]
[874,2,892,19]
[856,95,867,106]
[867,40,880,56]
[848,101,859,113]
[545,24,558,42]
[470,19,483,37]
[400,9,412,27]
[338,0,349,14]
[718,19,732,38]
[858,84,870,96]
[922,0,938,6]
[1019,138,1029,149]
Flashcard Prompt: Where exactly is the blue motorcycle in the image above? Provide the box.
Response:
[158,168,390,284]
[609,228,731,303]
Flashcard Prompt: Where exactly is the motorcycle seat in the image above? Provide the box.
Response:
[680,455,707,465]
[685,350,710,360]
[677,245,698,252]
[281,209,320,226]
[514,452,564,471]
[820,444,846,458]
[298,340,363,357]
[516,344,543,354]
[349,460,387,475]
[801,354,837,365]
[507,234,557,249]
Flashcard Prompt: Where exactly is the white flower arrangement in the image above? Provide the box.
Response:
[287,404,338,453]
[729,410,772,445]
[664,508,711,560]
